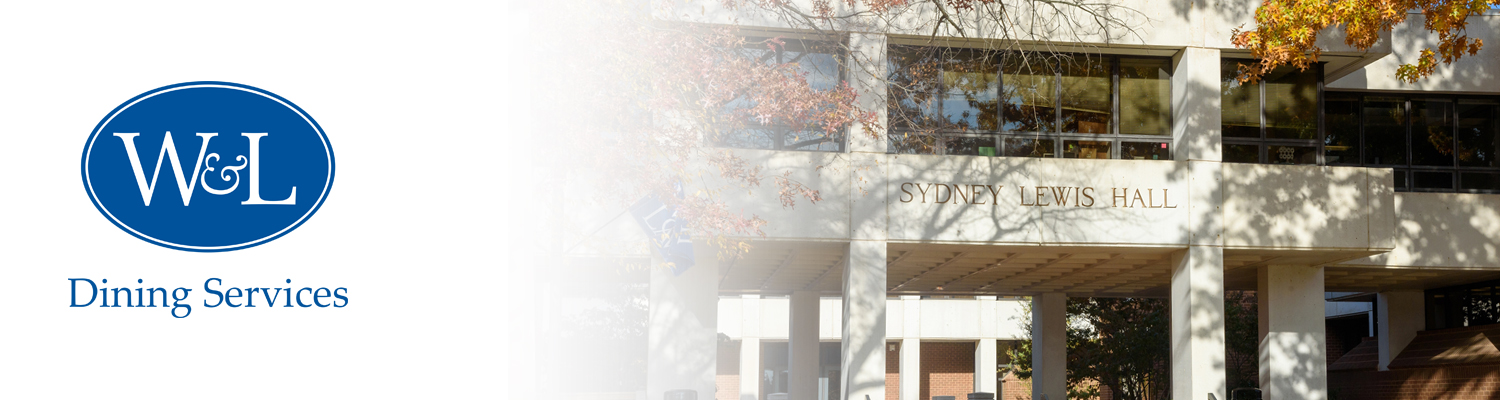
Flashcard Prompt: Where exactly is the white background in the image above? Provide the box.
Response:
[1,2,539,397]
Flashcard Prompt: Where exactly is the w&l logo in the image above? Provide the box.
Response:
[82,82,335,252]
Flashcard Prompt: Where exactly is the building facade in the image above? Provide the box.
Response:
[556,3,1500,400]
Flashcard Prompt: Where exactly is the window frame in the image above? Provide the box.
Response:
[1322,92,1500,194]
[715,37,849,153]
[886,47,1175,160]
[1220,60,1326,165]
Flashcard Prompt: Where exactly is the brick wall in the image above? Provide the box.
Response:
[922,341,977,400]
[887,342,900,400]
[1326,314,1369,367]
[1000,372,1030,400]
[718,343,740,400]
[1328,365,1500,400]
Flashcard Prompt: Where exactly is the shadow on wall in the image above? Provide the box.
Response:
[1260,332,1328,400]
[1329,15,1500,93]
[1221,164,1383,250]
[1347,192,1500,272]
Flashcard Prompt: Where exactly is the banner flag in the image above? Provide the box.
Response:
[629,196,694,275]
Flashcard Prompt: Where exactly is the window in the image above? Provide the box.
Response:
[1319,93,1500,193]
[888,46,1173,159]
[1220,61,1322,164]
[717,38,846,152]
[1427,278,1500,330]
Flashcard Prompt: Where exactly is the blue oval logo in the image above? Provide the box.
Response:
[82,82,335,252]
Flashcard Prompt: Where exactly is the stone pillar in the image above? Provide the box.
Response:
[900,296,921,400]
[1377,291,1425,371]
[742,295,763,400]
[974,339,997,394]
[844,30,890,400]
[743,337,763,400]
[790,291,821,400]
[846,33,887,154]
[1171,47,1222,162]
[1259,265,1327,400]
[646,247,719,400]
[1169,45,1227,400]
[1170,247,1226,400]
[1031,293,1066,400]
[900,339,919,400]
[842,240,887,400]
[975,296,998,394]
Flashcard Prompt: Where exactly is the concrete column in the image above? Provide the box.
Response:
[843,32,889,400]
[1171,47,1222,162]
[975,339,997,394]
[742,295,763,400]
[975,296,998,394]
[646,247,718,400]
[900,296,921,400]
[790,291,821,400]
[1168,44,1227,400]
[1377,291,1425,371]
[900,339,919,400]
[842,240,887,400]
[743,337,763,400]
[1169,247,1226,400]
[1031,293,1066,400]
[846,32,887,154]
[1258,265,1327,400]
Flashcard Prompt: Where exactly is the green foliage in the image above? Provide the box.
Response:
[1003,293,1263,400]
[1223,291,1261,391]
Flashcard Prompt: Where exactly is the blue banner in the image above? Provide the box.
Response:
[629,196,694,275]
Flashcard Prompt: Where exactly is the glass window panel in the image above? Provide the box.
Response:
[1120,58,1171,135]
[1121,141,1171,160]
[1457,100,1500,168]
[1461,173,1500,192]
[888,132,938,155]
[1060,56,1113,134]
[1002,137,1056,158]
[1223,143,1259,163]
[721,128,778,150]
[1063,140,1112,159]
[1268,145,1318,165]
[1363,97,1407,165]
[1414,171,1455,190]
[1411,99,1455,167]
[1394,170,1407,191]
[781,40,841,91]
[1002,56,1057,132]
[784,131,841,152]
[1221,61,1261,138]
[941,51,999,131]
[1324,96,1360,165]
[887,46,942,130]
[1264,66,1319,139]
[944,136,997,156]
